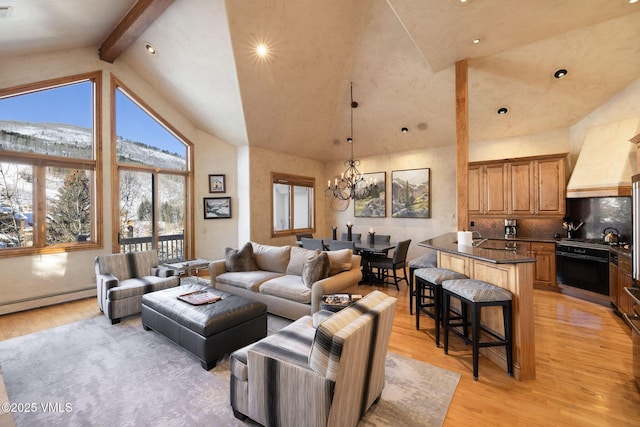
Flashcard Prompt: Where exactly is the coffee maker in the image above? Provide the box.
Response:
[505,219,517,239]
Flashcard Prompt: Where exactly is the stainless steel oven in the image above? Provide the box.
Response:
[556,240,610,297]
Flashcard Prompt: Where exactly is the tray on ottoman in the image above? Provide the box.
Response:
[141,283,267,370]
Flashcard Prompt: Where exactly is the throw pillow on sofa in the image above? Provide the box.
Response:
[326,249,353,276]
[302,252,331,288]
[252,243,291,273]
[287,246,320,276]
[225,242,258,272]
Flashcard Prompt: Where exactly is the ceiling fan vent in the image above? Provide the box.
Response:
[0,7,11,18]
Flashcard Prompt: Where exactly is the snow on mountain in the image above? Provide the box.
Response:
[0,121,187,229]
[0,120,186,169]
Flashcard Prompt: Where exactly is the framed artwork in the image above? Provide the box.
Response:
[203,197,231,219]
[354,172,386,217]
[391,168,430,218]
[208,174,226,193]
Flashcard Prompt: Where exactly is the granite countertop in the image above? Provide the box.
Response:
[610,245,632,259]
[418,233,537,264]
[478,235,558,244]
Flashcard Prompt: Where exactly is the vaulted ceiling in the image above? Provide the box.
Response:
[1,0,639,161]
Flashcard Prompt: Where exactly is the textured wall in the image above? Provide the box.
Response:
[246,146,328,248]
[324,144,458,262]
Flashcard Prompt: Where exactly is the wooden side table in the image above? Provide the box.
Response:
[164,259,211,284]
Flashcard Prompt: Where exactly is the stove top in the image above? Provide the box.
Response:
[559,238,629,249]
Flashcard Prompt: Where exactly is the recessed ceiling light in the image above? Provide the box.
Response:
[255,43,269,58]
[457,0,471,4]
[496,107,509,115]
[472,38,481,44]
[401,127,409,134]
[629,0,638,4]
[144,43,157,55]
[554,68,568,79]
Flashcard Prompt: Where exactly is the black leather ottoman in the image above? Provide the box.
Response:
[141,283,267,370]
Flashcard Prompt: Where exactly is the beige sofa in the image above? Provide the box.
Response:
[208,243,362,320]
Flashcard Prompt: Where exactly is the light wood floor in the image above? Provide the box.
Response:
[1,283,639,426]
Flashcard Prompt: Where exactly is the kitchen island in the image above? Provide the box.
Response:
[419,233,537,380]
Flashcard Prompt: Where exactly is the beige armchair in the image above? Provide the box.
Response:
[95,250,180,324]
[229,290,397,427]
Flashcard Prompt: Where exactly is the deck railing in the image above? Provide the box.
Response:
[119,233,184,263]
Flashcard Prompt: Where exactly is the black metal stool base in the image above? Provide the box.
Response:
[443,286,513,381]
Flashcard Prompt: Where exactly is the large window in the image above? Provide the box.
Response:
[0,73,101,255]
[272,173,315,236]
[113,78,191,262]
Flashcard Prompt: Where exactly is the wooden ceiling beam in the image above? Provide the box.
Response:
[99,0,175,63]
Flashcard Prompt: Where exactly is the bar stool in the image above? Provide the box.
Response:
[407,251,437,314]
[414,267,468,347]
[442,278,513,381]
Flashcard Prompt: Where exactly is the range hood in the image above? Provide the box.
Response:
[566,117,639,198]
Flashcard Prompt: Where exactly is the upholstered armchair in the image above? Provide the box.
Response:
[95,250,180,324]
[229,290,397,427]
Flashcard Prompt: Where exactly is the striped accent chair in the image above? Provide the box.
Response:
[95,251,180,324]
[229,290,397,427]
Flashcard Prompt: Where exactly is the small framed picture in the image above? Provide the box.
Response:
[203,197,231,219]
[208,174,226,193]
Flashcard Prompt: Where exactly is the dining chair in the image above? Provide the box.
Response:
[368,239,411,290]
[374,234,391,243]
[368,234,392,257]
[341,232,362,241]
[326,239,356,251]
[295,232,313,241]
[300,237,325,251]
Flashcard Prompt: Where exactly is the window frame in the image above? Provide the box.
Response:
[271,172,315,237]
[111,76,194,259]
[0,72,102,257]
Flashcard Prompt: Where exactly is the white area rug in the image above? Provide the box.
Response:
[0,315,459,426]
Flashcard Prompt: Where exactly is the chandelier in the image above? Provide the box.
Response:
[326,83,375,201]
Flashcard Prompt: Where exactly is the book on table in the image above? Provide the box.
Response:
[178,290,222,305]
[322,294,362,305]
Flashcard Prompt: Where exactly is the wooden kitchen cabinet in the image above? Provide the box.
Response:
[509,161,535,215]
[485,240,556,288]
[535,157,566,215]
[617,255,633,316]
[486,164,508,214]
[609,255,618,309]
[467,163,508,215]
[468,154,567,217]
[468,165,483,215]
[530,242,556,288]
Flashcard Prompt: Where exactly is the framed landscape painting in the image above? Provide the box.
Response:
[354,172,386,218]
[203,197,231,219]
[391,168,430,218]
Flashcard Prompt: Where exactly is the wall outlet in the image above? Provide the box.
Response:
[470,221,475,227]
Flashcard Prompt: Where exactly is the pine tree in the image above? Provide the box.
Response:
[137,198,152,221]
[47,170,91,243]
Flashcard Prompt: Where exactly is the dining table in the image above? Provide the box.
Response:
[354,240,397,284]
[294,238,396,254]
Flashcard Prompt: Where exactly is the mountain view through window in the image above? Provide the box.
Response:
[0,78,97,250]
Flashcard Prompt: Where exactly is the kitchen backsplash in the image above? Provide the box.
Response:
[469,217,565,240]
[565,196,632,243]
[469,196,632,242]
